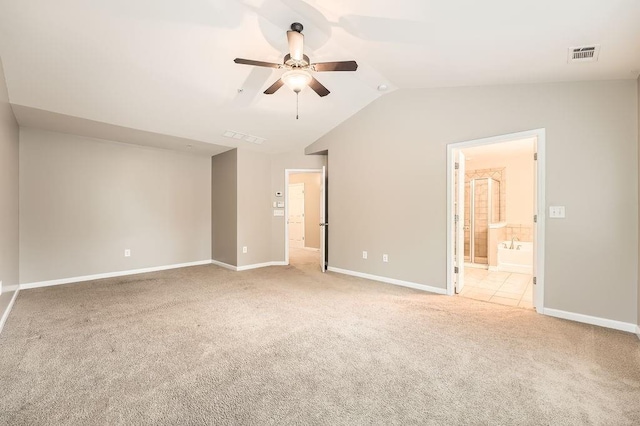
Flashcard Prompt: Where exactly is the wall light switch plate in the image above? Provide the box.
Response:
[549,206,566,218]
[277,201,285,208]
[273,209,285,217]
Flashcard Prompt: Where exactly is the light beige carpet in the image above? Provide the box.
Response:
[1,254,639,425]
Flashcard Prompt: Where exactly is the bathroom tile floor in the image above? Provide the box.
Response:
[458,267,534,309]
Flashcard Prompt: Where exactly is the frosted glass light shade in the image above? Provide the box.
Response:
[282,69,312,93]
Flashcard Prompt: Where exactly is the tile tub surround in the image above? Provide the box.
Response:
[505,224,533,242]
[459,268,533,309]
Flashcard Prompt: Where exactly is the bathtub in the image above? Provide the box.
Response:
[497,241,533,274]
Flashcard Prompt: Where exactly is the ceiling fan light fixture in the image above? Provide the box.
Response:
[282,69,312,93]
[235,22,357,101]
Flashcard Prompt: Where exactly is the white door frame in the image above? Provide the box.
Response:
[284,169,323,265]
[446,129,546,314]
[454,150,465,293]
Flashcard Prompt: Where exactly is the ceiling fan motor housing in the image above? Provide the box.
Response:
[284,53,310,67]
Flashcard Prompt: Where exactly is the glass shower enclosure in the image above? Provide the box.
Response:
[464,178,500,264]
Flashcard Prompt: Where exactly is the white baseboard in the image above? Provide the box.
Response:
[211,260,238,271]
[212,260,288,272]
[237,261,287,271]
[636,325,640,341]
[327,267,447,295]
[0,287,20,334]
[21,260,213,290]
[543,308,637,333]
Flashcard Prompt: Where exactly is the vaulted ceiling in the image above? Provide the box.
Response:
[1,0,639,154]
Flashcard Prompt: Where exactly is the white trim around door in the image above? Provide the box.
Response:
[446,128,546,315]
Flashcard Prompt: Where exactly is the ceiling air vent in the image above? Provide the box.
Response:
[222,130,265,145]
[568,45,600,63]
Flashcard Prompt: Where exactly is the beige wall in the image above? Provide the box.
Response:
[289,173,322,249]
[211,147,325,266]
[237,149,272,267]
[20,128,212,283]
[638,74,640,331]
[0,57,19,320]
[212,149,237,266]
[308,80,638,324]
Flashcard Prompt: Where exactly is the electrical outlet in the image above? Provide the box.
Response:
[382,254,389,262]
[242,246,248,254]
[362,251,368,259]
[124,249,131,257]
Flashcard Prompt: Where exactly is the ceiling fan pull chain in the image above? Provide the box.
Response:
[296,91,299,120]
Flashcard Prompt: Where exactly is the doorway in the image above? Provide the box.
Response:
[447,129,545,313]
[288,182,305,249]
[285,168,326,271]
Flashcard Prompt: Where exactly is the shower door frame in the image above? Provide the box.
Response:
[467,177,499,265]
[446,128,546,315]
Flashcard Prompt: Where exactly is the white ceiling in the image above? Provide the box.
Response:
[0,0,639,154]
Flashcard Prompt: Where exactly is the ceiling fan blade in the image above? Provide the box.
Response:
[312,61,358,72]
[264,78,284,95]
[234,58,282,69]
[308,77,330,97]
[287,30,304,61]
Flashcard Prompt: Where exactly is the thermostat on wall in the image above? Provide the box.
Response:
[275,191,283,197]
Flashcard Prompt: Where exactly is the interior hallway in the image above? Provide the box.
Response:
[289,247,321,269]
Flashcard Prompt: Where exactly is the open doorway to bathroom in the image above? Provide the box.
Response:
[447,129,545,313]
[285,170,323,270]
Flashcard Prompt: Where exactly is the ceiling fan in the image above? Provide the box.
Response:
[234,22,358,117]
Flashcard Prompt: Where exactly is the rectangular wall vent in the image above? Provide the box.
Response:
[222,130,265,145]
[568,45,600,63]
